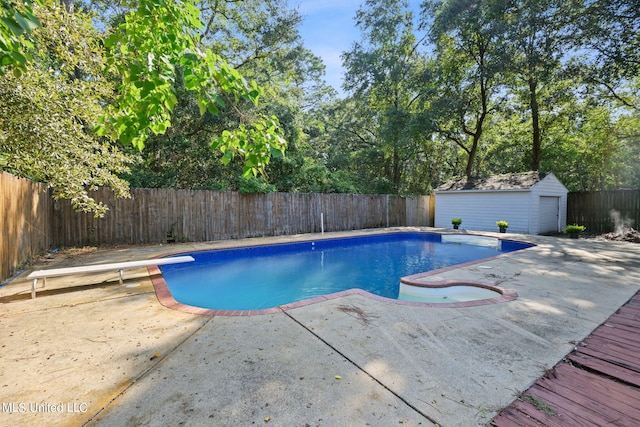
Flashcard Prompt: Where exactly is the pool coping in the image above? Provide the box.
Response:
[148,232,531,316]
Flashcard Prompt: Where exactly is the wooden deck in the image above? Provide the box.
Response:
[492,290,640,426]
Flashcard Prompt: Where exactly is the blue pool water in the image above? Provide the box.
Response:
[160,232,531,310]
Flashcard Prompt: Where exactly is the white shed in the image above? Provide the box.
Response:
[434,172,568,234]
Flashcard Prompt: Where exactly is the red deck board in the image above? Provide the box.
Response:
[579,335,640,363]
[605,318,640,333]
[587,331,640,352]
[603,320,640,334]
[492,409,545,427]
[525,385,613,426]
[610,306,640,322]
[535,365,640,421]
[576,345,640,373]
[491,410,531,427]
[566,352,640,389]
[567,353,640,388]
[621,300,640,309]
[590,325,640,346]
[506,399,566,427]
[492,290,640,426]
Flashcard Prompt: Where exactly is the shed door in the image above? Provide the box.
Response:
[539,196,560,234]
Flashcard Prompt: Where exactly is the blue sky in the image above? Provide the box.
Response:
[296,1,422,97]
[297,1,362,96]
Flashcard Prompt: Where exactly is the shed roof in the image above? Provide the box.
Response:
[435,172,549,192]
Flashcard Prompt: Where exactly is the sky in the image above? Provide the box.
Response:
[296,1,362,96]
[296,1,422,97]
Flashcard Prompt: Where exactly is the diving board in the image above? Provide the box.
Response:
[27,256,194,298]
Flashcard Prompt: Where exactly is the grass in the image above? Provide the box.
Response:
[521,394,556,416]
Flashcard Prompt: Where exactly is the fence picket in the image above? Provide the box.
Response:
[2,173,436,282]
[567,190,640,233]
[1,173,52,282]
[45,189,429,246]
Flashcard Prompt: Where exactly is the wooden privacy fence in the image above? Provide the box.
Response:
[52,188,432,247]
[1,172,52,282]
[0,170,432,282]
[5,169,640,283]
[567,190,640,234]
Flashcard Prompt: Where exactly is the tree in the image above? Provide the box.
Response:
[197,0,335,192]
[423,0,508,177]
[543,102,622,191]
[501,0,568,171]
[1,0,288,215]
[96,0,286,178]
[566,0,640,110]
[0,1,130,216]
[613,109,640,188]
[314,98,392,193]
[342,0,429,193]
[117,0,330,192]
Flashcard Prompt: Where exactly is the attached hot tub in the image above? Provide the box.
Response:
[399,283,502,303]
[398,277,517,307]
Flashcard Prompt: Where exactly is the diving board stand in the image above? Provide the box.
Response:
[27,256,195,298]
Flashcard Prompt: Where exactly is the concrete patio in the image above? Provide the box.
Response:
[1,227,639,426]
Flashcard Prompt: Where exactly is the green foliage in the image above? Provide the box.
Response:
[500,0,566,171]
[110,0,329,191]
[341,0,430,193]
[539,100,623,191]
[423,0,509,177]
[0,0,41,75]
[4,0,639,206]
[566,0,640,109]
[0,2,130,217]
[496,220,509,228]
[212,116,285,177]
[612,110,640,189]
[521,394,556,416]
[564,224,586,234]
[95,0,287,176]
[288,161,358,194]
[92,0,640,196]
[237,176,276,194]
[1,0,289,216]
[451,217,462,225]
[415,0,640,190]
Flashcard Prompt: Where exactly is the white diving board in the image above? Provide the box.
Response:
[26,256,195,298]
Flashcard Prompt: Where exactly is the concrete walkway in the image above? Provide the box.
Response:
[1,228,640,426]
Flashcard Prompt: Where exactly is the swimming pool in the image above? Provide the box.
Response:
[158,232,531,311]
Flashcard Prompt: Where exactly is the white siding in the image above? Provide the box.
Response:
[435,173,568,235]
[435,191,532,233]
[530,174,568,234]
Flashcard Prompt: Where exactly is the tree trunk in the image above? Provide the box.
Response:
[392,147,402,191]
[529,77,541,171]
[464,74,488,177]
[464,110,486,177]
[465,134,480,177]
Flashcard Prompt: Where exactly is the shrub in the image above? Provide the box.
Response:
[237,176,276,194]
[564,224,586,234]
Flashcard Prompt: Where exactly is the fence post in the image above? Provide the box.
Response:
[386,195,389,228]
